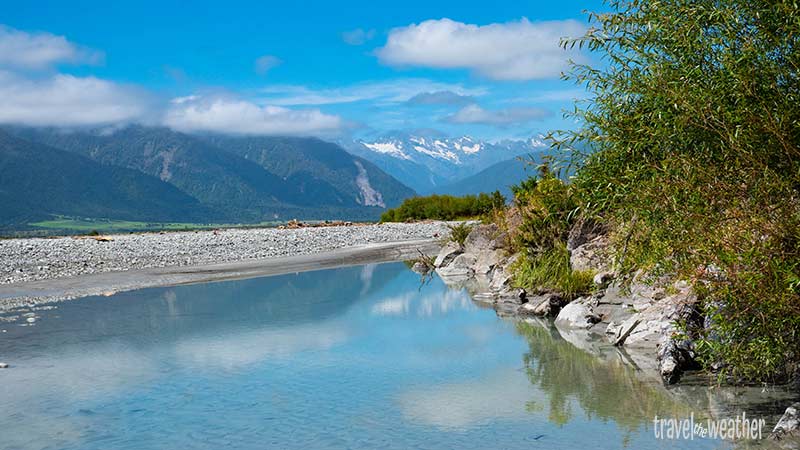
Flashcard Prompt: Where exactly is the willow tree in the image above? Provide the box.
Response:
[560,1,800,381]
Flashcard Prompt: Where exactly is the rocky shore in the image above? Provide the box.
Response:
[429,222,800,441]
[430,222,703,383]
[0,222,450,285]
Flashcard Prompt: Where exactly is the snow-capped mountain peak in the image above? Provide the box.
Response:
[362,141,412,161]
[355,134,533,165]
[344,133,551,194]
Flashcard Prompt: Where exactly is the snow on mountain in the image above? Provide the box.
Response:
[362,141,412,161]
[353,135,541,165]
[344,134,549,194]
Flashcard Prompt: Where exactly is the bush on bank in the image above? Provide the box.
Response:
[537,0,800,382]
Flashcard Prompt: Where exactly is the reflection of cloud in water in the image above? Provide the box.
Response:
[397,368,542,430]
[2,320,350,447]
[371,289,475,317]
[359,263,377,295]
[172,322,349,370]
[1,345,159,448]
[4,345,157,402]
[370,292,415,316]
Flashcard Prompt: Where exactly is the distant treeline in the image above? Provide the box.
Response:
[380,191,505,222]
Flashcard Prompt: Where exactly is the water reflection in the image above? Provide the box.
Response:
[517,321,691,430]
[0,262,793,449]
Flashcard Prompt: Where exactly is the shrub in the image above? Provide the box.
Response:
[509,166,579,254]
[446,222,473,248]
[512,242,594,300]
[557,0,800,381]
[380,192,506,222]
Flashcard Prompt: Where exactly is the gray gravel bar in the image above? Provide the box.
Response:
[0,222,449,310]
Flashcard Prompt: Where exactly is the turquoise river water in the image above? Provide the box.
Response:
[0,262,795,449]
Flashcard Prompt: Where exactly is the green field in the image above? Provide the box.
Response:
[28,216,285,235]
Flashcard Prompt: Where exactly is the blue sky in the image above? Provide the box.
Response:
[0,0,606,141]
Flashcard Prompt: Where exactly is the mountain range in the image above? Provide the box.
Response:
[342,133,548,194]
[0,125,549,231]
[0,130,215,226]
[0,126,414,228]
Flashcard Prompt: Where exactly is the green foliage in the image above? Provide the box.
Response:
[512,243,594,300]
[510,167,578,253]
[558,0,800,381]
[446,222,473,248]
[380,191,506,222]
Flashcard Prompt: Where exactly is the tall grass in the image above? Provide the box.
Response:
[512,243,594,300]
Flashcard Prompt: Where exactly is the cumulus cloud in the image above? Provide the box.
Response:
[406,90,475,106]
[376,18,586,80]
[341,28,376,46]
[0,71,150,127]
[0,25,103,70]
[164,95,343,135]
[254,55,282,75]
[258,79,486,106]
[444,104,550,126]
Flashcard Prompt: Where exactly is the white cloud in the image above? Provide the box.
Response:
[444,104,550,126]
[0,25,102,70]
[258,78,487,106]
[377,18,586,80]
[0,71,150,127]
[254,55,282,75]
[341,28,376,46]
[164,95,343,135]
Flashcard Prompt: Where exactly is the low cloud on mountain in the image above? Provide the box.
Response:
[164,95,343,136]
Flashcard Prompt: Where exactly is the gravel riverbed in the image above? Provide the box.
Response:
[0,222,450,285]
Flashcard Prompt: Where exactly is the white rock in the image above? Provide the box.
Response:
[771,402,800,441]
[436,253,477,277]
[555,298,599,330]
[474,249,504,275]
[434,241,462,267]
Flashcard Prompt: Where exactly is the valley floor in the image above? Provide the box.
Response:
[0,222,448,310]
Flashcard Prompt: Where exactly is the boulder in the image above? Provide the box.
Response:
[474,249,505,275]
[616,281,700,348]
[612,317,641,346]
[518,293,563,317]
[771,403,800,441]
[555,297,600,330]
[570,235,612,272]
[489,254,519,292]
[435,242,462,267]
[656,336,697,384]
[436,253,477,278]
[463,223,505,254]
